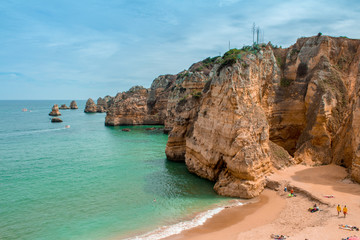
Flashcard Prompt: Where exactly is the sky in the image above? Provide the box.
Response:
[0,0,359,100]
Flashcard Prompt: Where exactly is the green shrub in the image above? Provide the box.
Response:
[178,96,188,105]
[276,56,285,69]
[191,91,202,99]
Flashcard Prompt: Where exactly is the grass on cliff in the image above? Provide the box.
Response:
[217,44,262,75]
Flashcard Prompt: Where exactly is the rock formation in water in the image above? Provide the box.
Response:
[59,104,70,109]
[96,96,113,112]
[49,104,61,116]
[51,117,63,122]
[104,35,360,197]
[105,81,175,125]
[70,100,78,109]
[84,98,97,113]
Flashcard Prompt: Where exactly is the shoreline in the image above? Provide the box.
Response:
[165,189,285,240]
[126,164,360,240]
[121,198,250,240]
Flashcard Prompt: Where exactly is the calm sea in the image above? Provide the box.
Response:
[0,100,233,240]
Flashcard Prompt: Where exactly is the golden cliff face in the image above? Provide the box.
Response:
[177,47,285,198]
[105,36,360,197]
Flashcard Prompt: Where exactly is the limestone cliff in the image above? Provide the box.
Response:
[105,75,177,125]
[104,35,360,197]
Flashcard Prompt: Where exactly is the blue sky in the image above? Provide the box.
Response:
[1,0,359,100]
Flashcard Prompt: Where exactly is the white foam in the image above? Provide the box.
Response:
[0,128,64,137]
[126,201,243,240]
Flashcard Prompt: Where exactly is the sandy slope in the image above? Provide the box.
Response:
[169,165,360,240]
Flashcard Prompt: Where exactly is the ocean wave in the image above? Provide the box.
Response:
[0,127,66,137]
[126,201,243,240]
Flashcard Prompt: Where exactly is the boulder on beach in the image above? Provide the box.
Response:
[70,100,78,109]
[49,104,61,116]
[51,117,63,122]
[59,104,70,109]
[84,98,97,113]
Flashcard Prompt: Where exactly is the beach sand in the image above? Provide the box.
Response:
[167,164,360,240]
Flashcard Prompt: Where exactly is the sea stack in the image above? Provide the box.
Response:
[70,100,78,109]
[84,98,97,113]
[51,117,63,122]
[49,104,61,116]
[59,104,70,109]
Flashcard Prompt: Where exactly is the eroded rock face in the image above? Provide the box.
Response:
[70,101,78,109]
[105,74,177,125]
[183,47,280,198]
[102,36,360,195]
[49,104,61,116]
[105,86,157,125]
[166,36,360,193]
[97,96,113,113]
[164,71,207,161]
[84,98,97,113]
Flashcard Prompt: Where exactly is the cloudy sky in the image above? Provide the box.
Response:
[1,0,359,100]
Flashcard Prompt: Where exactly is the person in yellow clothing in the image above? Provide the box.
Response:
[343,205,348,218]
[337,204,341,216]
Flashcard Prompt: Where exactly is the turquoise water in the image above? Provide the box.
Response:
[0,100,230,240]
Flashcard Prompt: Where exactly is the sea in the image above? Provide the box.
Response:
[0,100,237,240]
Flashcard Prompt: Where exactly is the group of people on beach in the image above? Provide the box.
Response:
[284,187,295,197]
[337,204,348,217]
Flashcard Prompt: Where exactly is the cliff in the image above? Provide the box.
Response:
[105,35,360,198]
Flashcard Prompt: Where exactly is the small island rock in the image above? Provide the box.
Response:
[59,104,70,109]
[70,101,78,109]
[51,117,63,122]
[49,104,61,116]
[122,128,131,132]
[84,98,97,113]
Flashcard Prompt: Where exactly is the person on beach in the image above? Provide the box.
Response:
[343,205,348,218]
[290,189,294,196]
[284,187,287,192]
[337,204,341,216]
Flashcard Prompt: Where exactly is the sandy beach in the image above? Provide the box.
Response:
[167,164,360,240]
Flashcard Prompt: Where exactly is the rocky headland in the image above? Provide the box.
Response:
[102,35,360,198]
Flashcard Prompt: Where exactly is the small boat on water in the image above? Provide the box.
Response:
[22,108,28,112]
[65,125,71,128]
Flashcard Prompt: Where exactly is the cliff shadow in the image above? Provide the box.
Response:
[290,165,360,196]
